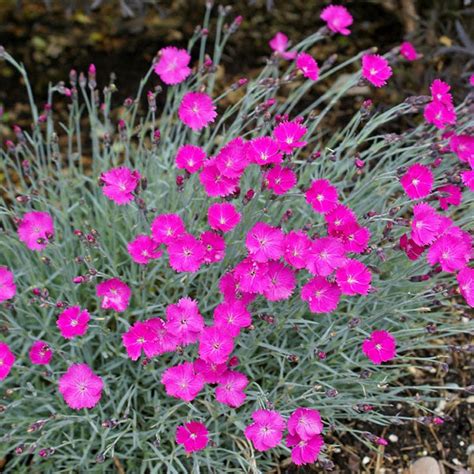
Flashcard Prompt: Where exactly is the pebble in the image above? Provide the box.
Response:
[389,434,398,442]
[409,456,442,474]
[362,456,370,465]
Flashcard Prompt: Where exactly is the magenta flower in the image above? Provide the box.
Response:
[338,223,371,254]
[193,358,227,384]
[198,326,234,364]
[154,46,191,85]
[361,54,393,88]
[320,5,353,36]
[400,41,418,61]
[215,137,249,179]
[201,231,226,264]
[399,233,426,261]
[326,204,357,234]
[57,306,90,339]
[430,79,453,105]
[0,342,15,380]
[199,161,239,197]
[263,261,296,301]
[161,362,204,402]
[234,258,271,294]
[208,202,241,233]
[437,185,462,210]
[176,421,209,453]
[273,120,307,153]
[424,101,456,129]
[147,317,178,355]
[288,408,323,440]
[427,234,471,273]
[0,266,16,303]
[450,134,474,166]
[306,179,339,214]
[214,300,252,337]
[168,233,206,273]
[264,165,297,195]
[301,276,341,313]
[244,409,286,452]
[410,203,442,246]
[246,222,285,262]
[151,213,186,245]
[17,211,54,251]
[29,341,53,365]
[58,363,103,410]
[269,32,296,59]
[335,259,371,295]
[215,370,248,408]
[400,163,434,199]
[100,167,141,205]
[457,267,474,307]
[219,270,257,305]
[165,297,204,345]
[247,137,282,165]
[127,234,162,265]
[362,330,397,364]
[296,53,319,81]
[178,92,217,130]
[122,320,164,360]
[284,230,312,269]
[96,278,131,313]
[461,171,474,191]
[287,432,324,466]
[175,144,206,174]
[306,237,346,277]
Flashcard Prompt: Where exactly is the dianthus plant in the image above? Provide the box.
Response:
[0,3,473,472]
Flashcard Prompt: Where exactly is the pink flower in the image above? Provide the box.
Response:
[0,342,15,380]
[337,223,371,254]
[306,237,346,277]
[264,165,297,195]
[201,230,226,264]
[198,326,234,364]
[234,258,271,294]
[457,267,474,307]
[362,330,397,364]
[214,300,251,337]
[175,144,206,173]
[193,358,227,384]
[215,137,249,179]
[461,171,474,191]
[165,297,204,345]
[58,363,103,410]
[29,340,53,365]
[400,41,418,61]
[246,222,284,262]
[437,185,462,210]
[146,317,178,355]
[176,421,209,453]
[199,161,239,197]
[96,278,131,313]
[151,213,186,245]
[208,202,241,233]
[301,276,341,313]
[263,261,296,301]
[161,362,204,402]
[178,92,217,130]
[219,270,257,305]
[335,259,372,295]
[244,409,286,452]
[215,370,248,408]
[450,134,474,166]
[410,203,442,246]
[269,32,296,60]
[57,306,90,339]
[400,163,434,199]
[100,167,140,205]
[427,234,471,273]
[430,79,453,106]
[154,46,191,85]
[122,320,164,360]
[288,408,323,440]
[273,120,307,153]
[320,5,353,35]
[470,74,474,86]
[399,233,425,261]
[17,211,54,251]
[296,53,319,81]
[362,54,393,88]
[326,204,357,234]
[0,266,16,303]
[127,234,162,265]
[306,179,339,214]
[424,101,456,129]
[287,433,324,466]
[284,230,312,269]
[168,233,205,273]
[247,137,282,165]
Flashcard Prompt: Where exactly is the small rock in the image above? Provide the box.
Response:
[409,457,444,474]
[389,434,399,442]
[362,456,370,465]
